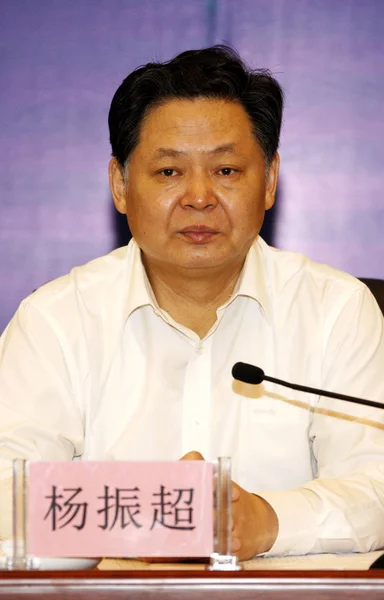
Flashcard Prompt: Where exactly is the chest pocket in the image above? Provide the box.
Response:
[234,379,313,424]
[234,385,314,490]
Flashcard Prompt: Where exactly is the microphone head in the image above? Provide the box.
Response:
[232,362,265,385]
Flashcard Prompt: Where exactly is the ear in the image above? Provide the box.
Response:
[265,152,280,211]
[109,157,127,215]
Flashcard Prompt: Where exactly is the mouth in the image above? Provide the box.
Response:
[178,225,219,244]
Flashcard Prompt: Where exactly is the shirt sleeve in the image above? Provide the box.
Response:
[259,284,384,556]
[0,297,85,539]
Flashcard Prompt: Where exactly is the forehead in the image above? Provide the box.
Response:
[136,98,258,155]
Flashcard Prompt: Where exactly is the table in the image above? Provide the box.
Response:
[2,569,384,599]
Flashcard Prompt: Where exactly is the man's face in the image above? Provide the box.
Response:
[110,98,279,274]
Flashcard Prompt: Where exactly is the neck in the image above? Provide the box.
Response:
[143,259,244,339]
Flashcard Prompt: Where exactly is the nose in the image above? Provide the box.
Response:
[180,173,218,210]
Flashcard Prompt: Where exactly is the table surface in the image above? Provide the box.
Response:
[2,567,384,600]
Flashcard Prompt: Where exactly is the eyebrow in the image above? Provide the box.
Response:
[153,144,241,158]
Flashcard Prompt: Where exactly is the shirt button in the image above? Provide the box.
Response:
[196,343,204,354]
[194,420,200,427]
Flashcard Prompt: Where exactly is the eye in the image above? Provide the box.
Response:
[218,167,237,176]
[160,168,178,177]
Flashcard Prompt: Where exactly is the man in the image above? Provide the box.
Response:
[0,46,384,560]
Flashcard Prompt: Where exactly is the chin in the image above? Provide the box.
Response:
[176,253,231,271]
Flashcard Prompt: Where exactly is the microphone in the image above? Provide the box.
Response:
[232,362,383,410]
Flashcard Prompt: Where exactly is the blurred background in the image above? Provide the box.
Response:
[1,0,383,332]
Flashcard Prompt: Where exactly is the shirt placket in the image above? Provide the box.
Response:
[181,336,212,458]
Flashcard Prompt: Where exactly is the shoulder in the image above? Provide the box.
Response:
[19,244,131,326]
[258,237,367,304]
[257,240,384,356]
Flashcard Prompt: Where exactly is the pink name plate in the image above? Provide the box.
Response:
[28,461,213,558]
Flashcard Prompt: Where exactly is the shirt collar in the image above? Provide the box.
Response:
[123,236,271,323]
[218,236,271,323]
[124,239,158,321]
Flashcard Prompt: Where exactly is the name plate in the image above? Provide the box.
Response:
[28,461,213,558]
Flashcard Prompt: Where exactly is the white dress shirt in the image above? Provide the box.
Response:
[1,236,384,556]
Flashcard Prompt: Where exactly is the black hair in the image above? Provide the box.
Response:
[108,45,284,168]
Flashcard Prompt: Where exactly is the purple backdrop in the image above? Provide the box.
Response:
[1,0,383,332]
